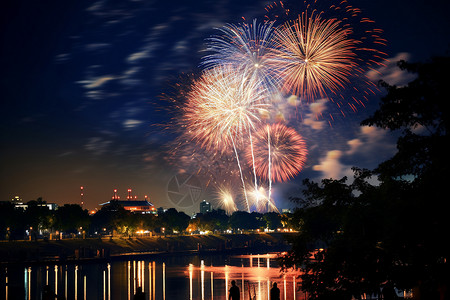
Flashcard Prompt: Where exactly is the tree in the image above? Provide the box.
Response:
[141,213,157,232]
[281,56,450,299]
[159,208,190,234]
[90,203,130,235]
[0,201,24,240]
[192,210,229,232]
[229,211,263,231]
[25,199,54,236]
[262,212,282,230]
[361,57,450,299]
[54,204,90,234]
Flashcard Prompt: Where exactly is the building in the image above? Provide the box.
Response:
[100,189,157,214]
[100,199,157,214]
[10,196,58,210]
[200,200,212,214]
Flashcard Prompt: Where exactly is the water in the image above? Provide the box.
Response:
[1,253,304,300]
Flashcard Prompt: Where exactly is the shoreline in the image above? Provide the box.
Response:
[0,232,293,265]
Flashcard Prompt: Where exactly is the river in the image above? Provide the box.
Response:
[2,252,304,300]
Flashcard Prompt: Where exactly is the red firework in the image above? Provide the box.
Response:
[247,123,307,182]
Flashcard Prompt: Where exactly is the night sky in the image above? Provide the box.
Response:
[1,0,449,215]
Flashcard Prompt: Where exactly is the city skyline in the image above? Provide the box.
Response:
[1,0,449,215]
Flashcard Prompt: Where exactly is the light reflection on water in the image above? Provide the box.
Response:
[2,253,303,300]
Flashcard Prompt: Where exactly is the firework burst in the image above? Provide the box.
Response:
[248,186,279,213]
[217,186,238,215]
[182,66,270,212]
[264,0,387,118]
[182,66,269,151]
[202,19,281,94]
[247,123,307,183]
[270,10,358,100]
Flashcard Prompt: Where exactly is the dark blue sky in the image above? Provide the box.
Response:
[1,0,449,214]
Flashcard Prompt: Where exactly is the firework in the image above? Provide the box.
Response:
[247,123,307,183]
[248,186,279,213]
[182,66,269,212]
[161,0,387,215]
[264,0,387,119]
[202,19,281,94]
[217,186,238,215]
[182,66,269,150]
[269,10,358,100]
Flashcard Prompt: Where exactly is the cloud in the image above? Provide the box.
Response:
[126,23,169,64]
[54,53,71,63]
[78,75,117,89]
[346,138,363,155]
[366,52,416,86]
[84,137,112,156]
[173,40,189,53]
[118,67,142,86]
[303,99,328,130]
[126,49,152,63]
[312,150,353,179]
[312,125,397,180]
[77,66,143,101]
[360,125,384,140]
[85,43,111,51]
[57,151,74,158]
[345,126,386,155]
[86,0,105,12]
[123,119,143,129]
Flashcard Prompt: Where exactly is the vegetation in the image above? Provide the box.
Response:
[0,200,291,240]
[280,56,450,299]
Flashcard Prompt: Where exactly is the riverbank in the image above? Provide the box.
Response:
[0,232,294,264]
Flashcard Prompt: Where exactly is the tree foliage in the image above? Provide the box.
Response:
[191,209,229,232]
[158,208,190,233]
[54,204,90,233]
[229,211,263,230]
[281,56,450,299]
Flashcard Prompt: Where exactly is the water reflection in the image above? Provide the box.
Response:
[2,253,303,299]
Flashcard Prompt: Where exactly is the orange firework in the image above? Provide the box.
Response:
[269,10,358,100]
[247,123,307,182]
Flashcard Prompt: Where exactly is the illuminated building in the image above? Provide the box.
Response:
[101,188,157,214]
[9,196,58,210]
[199,200,211,214]
[99,200,157,214]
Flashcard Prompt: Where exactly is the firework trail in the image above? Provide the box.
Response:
[231,135,250,211]
[202,19,281,95]
[267,124,272,201]
[182,66,269,212]
[248,128,260,206]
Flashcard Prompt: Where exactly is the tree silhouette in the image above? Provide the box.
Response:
[281,56,450,299]
[54,204,90,234]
